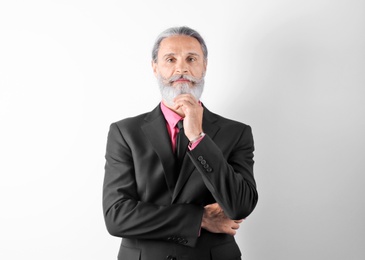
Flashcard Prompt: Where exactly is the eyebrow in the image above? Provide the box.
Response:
[162,52,201,58]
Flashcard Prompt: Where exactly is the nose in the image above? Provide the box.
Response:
[175,59,189,74]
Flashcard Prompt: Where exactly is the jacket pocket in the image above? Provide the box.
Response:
[210,242,241,260]
[118,244,141,260]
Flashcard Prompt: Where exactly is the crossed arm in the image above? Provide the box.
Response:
[103,94,257,245]
[172,94,256,235]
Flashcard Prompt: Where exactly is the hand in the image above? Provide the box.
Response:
[173,94,203,141]
[201,203,243,236]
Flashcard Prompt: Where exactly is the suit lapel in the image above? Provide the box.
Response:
[172,107,220,202]
[141,105,177,194]
[201,107,221,141]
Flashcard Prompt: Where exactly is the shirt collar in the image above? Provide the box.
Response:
[160,102,183,128]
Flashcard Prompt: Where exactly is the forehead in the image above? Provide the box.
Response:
[158,35,203,57]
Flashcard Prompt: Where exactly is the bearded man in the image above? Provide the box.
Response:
[103,26,258,260]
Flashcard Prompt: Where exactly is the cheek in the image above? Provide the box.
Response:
[191,68,205,78]
[191,63,206,76]
[159,66,174,78]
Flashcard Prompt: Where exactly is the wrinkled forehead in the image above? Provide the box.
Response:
[158,35,204,58]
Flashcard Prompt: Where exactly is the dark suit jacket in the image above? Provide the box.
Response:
[103,104,258,260]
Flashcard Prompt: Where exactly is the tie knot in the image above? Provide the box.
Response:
[177,120,183,130]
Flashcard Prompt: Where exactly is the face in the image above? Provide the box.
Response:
[152,35,207,106]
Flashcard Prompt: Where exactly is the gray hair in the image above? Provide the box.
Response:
[152,26,208,63]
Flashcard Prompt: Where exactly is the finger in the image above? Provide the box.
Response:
[173,99,194,108]
[204,203,218,209]
[174,94,198,105]
[231,222,240,230]
[234,219,244,223]
[226,228,237,236]
[173,100,190,109]
[173,98,192,108]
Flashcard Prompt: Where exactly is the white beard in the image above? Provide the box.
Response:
[157,74,205,106]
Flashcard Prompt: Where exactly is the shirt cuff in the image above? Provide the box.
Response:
[188,134,205,150]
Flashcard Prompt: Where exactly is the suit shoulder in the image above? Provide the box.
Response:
[208,110,251,130]
[112,112,148,128]
[109,104,161,132]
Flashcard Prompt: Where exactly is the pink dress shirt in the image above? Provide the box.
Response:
[160,102,204,151]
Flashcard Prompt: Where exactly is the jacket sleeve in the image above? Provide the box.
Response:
[187,124,258,220]
[102,123,203,247]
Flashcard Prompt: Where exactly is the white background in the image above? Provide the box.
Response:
[1,0,364,259]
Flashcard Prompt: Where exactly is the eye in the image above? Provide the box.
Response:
[187,56,197,62]
[166,57,175,63]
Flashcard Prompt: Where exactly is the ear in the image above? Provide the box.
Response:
[152,60,158,77]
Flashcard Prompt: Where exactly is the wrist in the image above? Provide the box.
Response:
[189,132,205,143]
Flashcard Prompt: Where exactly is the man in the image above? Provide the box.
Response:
[103,26,258,260]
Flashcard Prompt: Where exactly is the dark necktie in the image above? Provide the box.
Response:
[176,120,186,168]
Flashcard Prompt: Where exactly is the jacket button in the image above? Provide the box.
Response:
[200,160,206,165]
[197,156,203,161]
[166,256,177,260]
[206,167,212,172]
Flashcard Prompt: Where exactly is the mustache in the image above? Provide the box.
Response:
[167,74,200,84]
